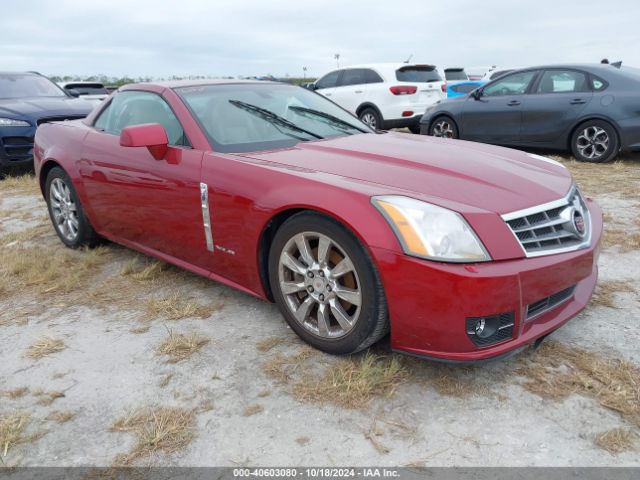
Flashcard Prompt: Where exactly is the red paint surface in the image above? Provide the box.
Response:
[33,80,603,361]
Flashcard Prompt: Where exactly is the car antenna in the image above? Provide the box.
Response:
[611,61,622,69]
[404,54,413,64]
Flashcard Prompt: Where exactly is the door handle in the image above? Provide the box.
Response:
[325,93,332,97]
[354,90,363,94]
[507,100,521,106]
[570,99,587,105]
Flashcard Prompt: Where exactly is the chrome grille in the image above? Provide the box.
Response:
[502,187,591,257]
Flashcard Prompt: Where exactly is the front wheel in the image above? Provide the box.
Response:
[571,120,619,163]
[45,167,100,248]
[429,116,458,139]
[268,212,388,355]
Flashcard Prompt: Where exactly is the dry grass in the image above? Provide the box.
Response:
[46,411,75,424]
[36,391,65,406]
[517,342,640,428]
[0,412,32,457]
[0,173,39,195]
[365,421,390,454]
[121,258,175,282]
[295,436,310,446]
[242,404,264,417]
[145,293,216,320]
[430,372,478,398]
[262,347,319,384]
[158,331,209,363]
[555,156,640,198]
[110,407,195,466]
[594,427,637,454]
[0,223,51,248]
[603,227,640,252]
[1,387,29,399]
[293,353,407,409]
[1,244,115,296]
[24,336,66,360]
[256,337,285,353]
[591,280,636,308]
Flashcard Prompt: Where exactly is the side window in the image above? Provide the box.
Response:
[591,75,607,91]
[93,91,189,146]
[363,69,383,84]
[339,69,367,87]
[483,71,537,97]
[536,70,589,94]
[315,71,341,90]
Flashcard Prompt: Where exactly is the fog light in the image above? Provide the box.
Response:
[466,312,514,347]
[473,317,497,338]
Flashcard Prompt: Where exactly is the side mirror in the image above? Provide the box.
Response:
[471,88,483,100]
[120,123,169,160]
[309,83,318,91]
[66,89,81,98]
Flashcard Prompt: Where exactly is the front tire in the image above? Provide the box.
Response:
[268,212,388,355]
[571,120,619,163]
[45,167,99,248]
[429,116,459,139]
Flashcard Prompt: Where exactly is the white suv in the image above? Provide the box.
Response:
[311,63,446,133]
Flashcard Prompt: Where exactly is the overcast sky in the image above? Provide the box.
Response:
[1,0,638,78]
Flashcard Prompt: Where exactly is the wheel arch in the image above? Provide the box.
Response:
[355,102,382,118]
[256,205,385,302]
[39,159,65,195]
[566,115,621,151]
[428,113,459,134]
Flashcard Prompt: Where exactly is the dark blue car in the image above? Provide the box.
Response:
[1,72,94,176]
[420,64,640,163]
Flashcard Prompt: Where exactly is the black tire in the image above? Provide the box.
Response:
[359,107,383,131]
[408,124,421,134]
[571,120,619,163]
[45,167,100,248]
[429,115,459,139]
[268,211,389,355]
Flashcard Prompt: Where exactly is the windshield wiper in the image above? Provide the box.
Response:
[288,106,369,134]
[228,100,323,140]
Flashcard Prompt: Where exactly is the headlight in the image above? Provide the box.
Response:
[0,118,30,127]
[372,195,490,262]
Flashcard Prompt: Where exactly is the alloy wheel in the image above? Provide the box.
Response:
[576,126,609,160]
[49,178,79,241]
[360,112,377,129]
[432,119,454,138]
[278,231,362,339]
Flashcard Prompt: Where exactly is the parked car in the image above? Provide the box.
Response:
[59,81,109,106]
[312,63,446,133]
[420,64,640,162]
[447,80,485,98]
[0,72,94,176]
[443,67,469,83]
[34,79,602,362]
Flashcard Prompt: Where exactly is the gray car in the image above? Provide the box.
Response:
[419,63,640,163]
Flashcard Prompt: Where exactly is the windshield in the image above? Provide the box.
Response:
[176,83,371,153]
[396,66,442,83]
[0,74,66,99]
[65,84,108,95]
[445,69,468,81]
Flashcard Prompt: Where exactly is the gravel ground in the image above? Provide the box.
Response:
[0,152,639,467]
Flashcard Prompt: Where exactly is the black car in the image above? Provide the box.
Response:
[0,72,94,176]
[419,64,640,162]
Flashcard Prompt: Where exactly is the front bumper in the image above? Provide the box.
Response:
[0,125,36,168]
[373,200,603,362]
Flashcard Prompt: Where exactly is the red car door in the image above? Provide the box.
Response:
[78,91,213,272]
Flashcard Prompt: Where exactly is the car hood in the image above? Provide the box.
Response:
[0,97,94,121]
[242,132,573,215]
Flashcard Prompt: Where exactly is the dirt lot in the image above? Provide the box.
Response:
[1,151,639,467]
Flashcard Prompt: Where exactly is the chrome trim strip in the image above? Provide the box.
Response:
[200,182,214,252]
[502,185,575,222]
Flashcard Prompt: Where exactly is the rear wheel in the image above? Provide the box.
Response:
[571,120,619,163]
[430,116,458,138]
[268,212,388,355]
[359,107,382,130]
[45,167,100,248]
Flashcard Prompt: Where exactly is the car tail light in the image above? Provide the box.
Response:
[402,111,413,117]
[441,83,447,93]
[389,85,417,95]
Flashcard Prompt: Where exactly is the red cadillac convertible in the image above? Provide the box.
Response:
[34,80,602,362]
